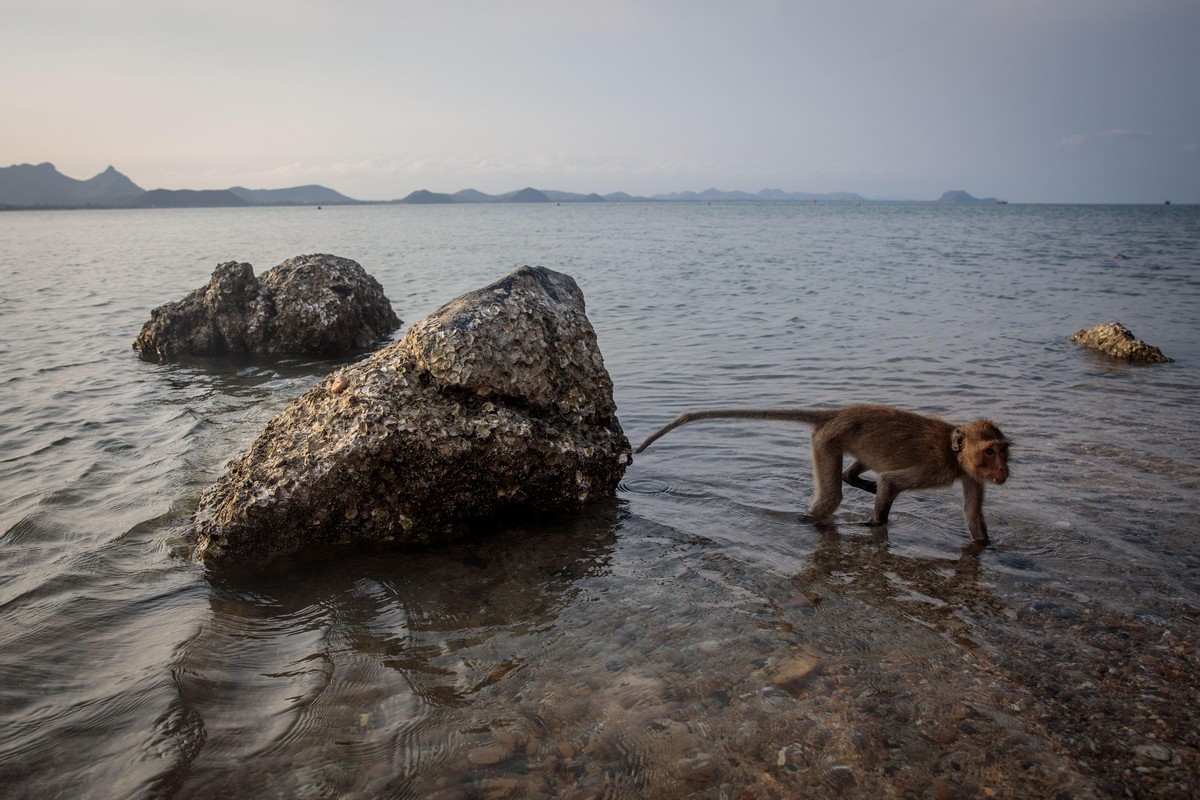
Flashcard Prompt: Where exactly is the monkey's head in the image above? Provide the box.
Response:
[952,419,1010,485]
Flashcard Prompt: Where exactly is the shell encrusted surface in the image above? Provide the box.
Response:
[193,266,630,564]
[133,253,401,359]
[1069,321,1172,363]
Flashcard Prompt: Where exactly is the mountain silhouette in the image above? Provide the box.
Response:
[0,163,358,209]
[506,187,552,203]
[2,161,998,209]
[126,189,250,208]
[0,163,144,207]
[229,185,358,205]
[936,190,999,204]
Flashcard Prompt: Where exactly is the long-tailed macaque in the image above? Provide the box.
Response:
[634,405,1010,544]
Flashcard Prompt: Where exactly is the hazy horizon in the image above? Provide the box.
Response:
[0,161,1014,203]
[9,161,1196,204]
[4,1,1198,204]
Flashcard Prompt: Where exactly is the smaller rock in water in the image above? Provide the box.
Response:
[133,254,401,360]
[1069,322,1172,364]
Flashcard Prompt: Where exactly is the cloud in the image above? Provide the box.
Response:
[1099,128,1151,140]
[1183,142,1199,154]
[1061,129,1152,148]
[265,156,520,179]
[264,153,705,183]
[525,153,705,178]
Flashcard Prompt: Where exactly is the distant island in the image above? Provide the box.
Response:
[936,190,1002,204]
[0,162,1003,210]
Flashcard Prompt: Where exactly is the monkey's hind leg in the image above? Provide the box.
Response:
[807,436,844,518]
[867,466,928,526]
[842,459,877,494]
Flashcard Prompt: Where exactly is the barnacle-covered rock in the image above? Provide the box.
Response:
[1069,321,1173,364]
[193,266,630,564]
[133,254,400,359]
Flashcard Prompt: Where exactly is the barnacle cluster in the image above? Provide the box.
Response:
[1069,321,1173,364]
[133,254,401,359]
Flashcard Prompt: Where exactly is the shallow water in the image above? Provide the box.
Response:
[1,202,1198,798]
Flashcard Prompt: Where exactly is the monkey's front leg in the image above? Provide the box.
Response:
[867,477,901,526]
[962,477,990,544]
[842,460,877,494]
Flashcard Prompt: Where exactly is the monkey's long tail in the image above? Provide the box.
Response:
[633,408,832,453]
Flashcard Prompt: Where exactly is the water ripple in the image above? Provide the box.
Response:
[1,203,1198,798]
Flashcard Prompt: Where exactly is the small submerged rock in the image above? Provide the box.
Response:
[466,743,512,766]
[1069,321,1172,364]
[762,647,823,692]
[134,254,401,359]
[192,265,629,564]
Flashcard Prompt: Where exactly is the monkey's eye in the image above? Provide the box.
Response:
[985,447,995,456]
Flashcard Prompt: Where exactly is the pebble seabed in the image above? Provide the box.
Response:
[175,513,1199,800]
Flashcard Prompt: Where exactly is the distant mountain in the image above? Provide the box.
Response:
[0,162,356,209]
[506,187,552,203]
[655,188,758,202]
[396,186,878,204]
[542,190,605,203]
[758,188,866,202]
[127,189,249,208]
[400,189,458,204]
[229,185,358,205]
[75,166,144,204]
[652,187,866,202]
[5,162,1006,210]
[453,189,499,203]
[936,190,999,204]
[0,162,144,207]
[395,186,593,204]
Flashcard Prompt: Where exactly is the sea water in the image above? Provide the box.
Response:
[1,202,1198,797]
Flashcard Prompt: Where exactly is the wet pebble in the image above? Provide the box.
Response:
[824,765,856,791]
[467,743,511,766]
[1134,743,1174,763]
[677,753,718,786]
[476,778,521,798]
[785,592,815,610]
[766,648,822,690]
[491,730,518,754]
[931,725,960,745]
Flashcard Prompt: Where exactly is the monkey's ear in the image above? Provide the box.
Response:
[951,428,966,452]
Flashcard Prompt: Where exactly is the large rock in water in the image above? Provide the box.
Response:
[1069,322,1173,364]
[193,266,629,564]
[133,254,401,359]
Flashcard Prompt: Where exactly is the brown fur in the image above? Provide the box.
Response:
[634,405,1010,543]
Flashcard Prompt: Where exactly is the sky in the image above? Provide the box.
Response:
[3,0,1198,203]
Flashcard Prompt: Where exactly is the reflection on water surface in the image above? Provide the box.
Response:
[159,506,1171,799]
[2,203,1198,798]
